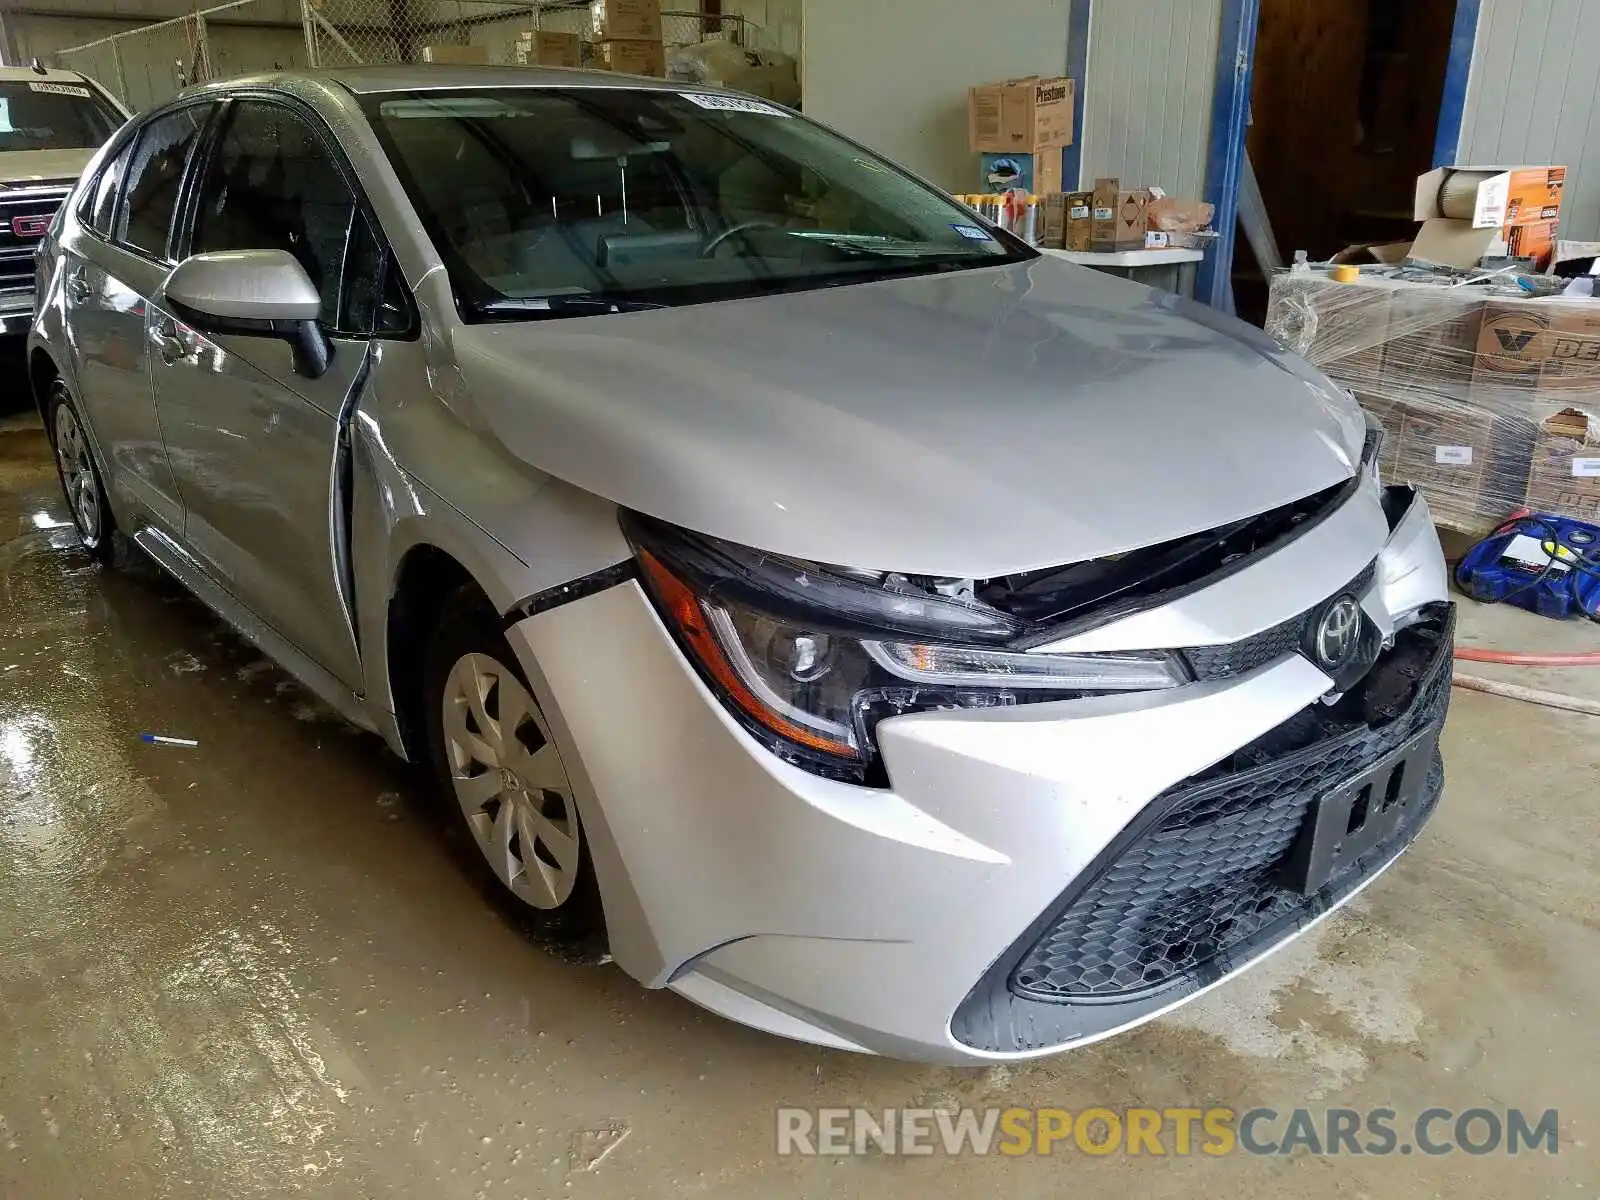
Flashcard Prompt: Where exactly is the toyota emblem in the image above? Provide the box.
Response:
[1313,595,1362,671]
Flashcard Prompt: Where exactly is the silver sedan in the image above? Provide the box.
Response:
[28,67,1452,1064]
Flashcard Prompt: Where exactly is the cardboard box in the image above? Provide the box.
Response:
[595,0,661,41]
[514,30,582,68]
[1089,178,1119,250]
[1084,178,1152,252]
[1367,392,1536,533]
[1471,301,1600,399]
[1389,399,1497,530]
[599,38,665,76]
[1526,408,1600,522]
[1416,165,1565,228]
[967,76,1074,154]
[1278,274,1392,385]
[979,150,1061,198]
[1113,189,1150,250]
[420,43,488,64]
[1039,193,1068,249]
[1064,189,1093,251]
[1384,291,1484,396]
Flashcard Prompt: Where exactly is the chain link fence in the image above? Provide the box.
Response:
[54,0,762,112]
[303,1,747,68]
[52,0,305,113]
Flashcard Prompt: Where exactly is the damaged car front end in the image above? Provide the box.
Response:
[509,424,1451,1063]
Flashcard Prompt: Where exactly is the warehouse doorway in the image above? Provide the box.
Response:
[1234,0,1459,320]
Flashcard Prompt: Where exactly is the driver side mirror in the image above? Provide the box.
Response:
[162,249,333,379]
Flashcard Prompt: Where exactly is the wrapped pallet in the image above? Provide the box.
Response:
[1266,272,1600,533]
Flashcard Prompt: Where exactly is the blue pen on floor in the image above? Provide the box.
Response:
[140,734,198,747]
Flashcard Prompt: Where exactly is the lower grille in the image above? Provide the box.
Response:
[950,603,1453,1051]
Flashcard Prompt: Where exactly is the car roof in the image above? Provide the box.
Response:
[212,64,689,96]
[0,66,97,84]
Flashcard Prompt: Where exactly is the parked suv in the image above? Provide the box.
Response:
[29,69,1452,1064]
[0,64,126,337]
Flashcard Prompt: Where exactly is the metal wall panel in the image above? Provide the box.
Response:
[804,0,1071,192]
[1456,0,1600,238]
[1078,0,1222,195]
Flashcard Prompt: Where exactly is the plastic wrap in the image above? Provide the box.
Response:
[1266,271,1600,533]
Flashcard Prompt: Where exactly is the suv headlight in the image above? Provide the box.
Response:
[623,513,1189,784]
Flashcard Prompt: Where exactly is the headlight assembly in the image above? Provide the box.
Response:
[624,512,1189,784]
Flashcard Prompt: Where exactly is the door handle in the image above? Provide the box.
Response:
[66,274,91,303]
[150,318,185,365]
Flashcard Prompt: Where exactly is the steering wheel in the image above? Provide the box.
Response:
[701,219,782,258]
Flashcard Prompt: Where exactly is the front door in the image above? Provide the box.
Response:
[66,107,212,534]
[149,97,393,691]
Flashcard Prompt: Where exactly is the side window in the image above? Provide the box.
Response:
[84,140,133,236]
[116,107,209,258]
[191,100,368,330]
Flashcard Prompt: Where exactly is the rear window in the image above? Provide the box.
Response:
[0,81,120,152]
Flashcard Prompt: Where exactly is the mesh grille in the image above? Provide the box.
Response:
[1009,609,1451,1003]
[1179,561,1377,682]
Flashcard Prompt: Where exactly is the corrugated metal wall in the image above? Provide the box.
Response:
[1456,0,1600,238]
[804,0,1070,192]
[1077,0,1221,195]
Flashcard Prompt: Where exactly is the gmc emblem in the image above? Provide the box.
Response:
[11,214,50,239]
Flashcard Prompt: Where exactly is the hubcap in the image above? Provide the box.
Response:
[53,402,100,546]
[442,653,581,910]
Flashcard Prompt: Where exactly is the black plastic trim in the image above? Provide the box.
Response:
[503,560,638,626]
[1002,474,1363,650]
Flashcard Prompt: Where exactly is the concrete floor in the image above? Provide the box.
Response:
[1,399,1596,1199]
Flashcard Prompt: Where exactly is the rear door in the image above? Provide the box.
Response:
[148,95,403,689]
[64,104,215,534]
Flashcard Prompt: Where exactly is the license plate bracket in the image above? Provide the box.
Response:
[1281,729,1439,896]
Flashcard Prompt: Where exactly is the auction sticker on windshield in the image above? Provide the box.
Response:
[679,93,791,117]
[28,82,91,97]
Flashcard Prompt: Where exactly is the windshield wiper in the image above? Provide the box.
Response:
[786,232,999,260]
[478,295,668,319]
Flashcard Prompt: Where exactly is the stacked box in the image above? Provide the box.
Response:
[595,0,664,76]
[1265,271,1600,534]
[514,30,582,67]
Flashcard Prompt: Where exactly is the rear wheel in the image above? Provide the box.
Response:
[423,586,604,945]
[47,380,126,567]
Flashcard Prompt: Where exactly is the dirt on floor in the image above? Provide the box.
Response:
[0,399,1596,1198]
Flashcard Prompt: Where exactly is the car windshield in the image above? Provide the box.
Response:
[361,87,1032,319]
[0,81,120,152]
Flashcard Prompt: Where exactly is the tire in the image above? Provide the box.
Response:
[423,584,605,948]
[46,379,128,568]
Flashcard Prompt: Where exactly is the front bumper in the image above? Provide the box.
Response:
[507,485,1451,1063]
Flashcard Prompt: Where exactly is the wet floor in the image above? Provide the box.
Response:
[1,396,1596,1197]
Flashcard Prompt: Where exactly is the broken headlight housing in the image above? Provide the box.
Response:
[621,512,1190,784]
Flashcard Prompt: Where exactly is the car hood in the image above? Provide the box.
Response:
[450,257,1366,578]
[0,148,94,186]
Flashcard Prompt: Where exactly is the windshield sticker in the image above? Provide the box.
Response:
[951,224,994,241]
[0,99,10,134]
[28,82,91,97]
[679,93,791,117]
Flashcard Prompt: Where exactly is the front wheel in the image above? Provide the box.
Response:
[423,586,605,945]
[47,380,126,567]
